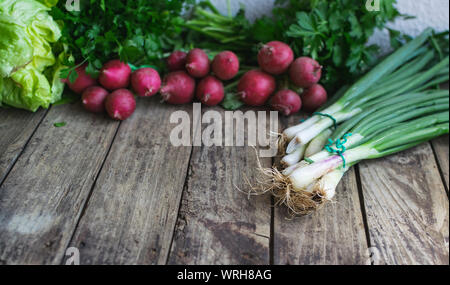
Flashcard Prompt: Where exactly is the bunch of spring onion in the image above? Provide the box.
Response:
[256,29,450,215]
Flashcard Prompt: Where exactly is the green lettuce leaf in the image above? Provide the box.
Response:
[45,50,66,103]
[0,77,3,106]
[2,66,52,111]
[0,17,34,78]
[0,0,64,112]
[37,0,59,7]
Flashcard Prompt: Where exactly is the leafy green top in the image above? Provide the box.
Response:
[50,0,195,76]
[250,0,410,90]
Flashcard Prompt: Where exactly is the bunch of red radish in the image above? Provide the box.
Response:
[257,41,327,116]
[66,48,240,121]
[163,48,239,106]
[65,41,326,121]
[164,42,327,116]
[66,60,161,120]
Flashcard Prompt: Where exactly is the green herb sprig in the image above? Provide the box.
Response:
[187,0,409,92]
[50,0,195,77]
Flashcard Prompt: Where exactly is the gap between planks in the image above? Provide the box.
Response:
[430,138,449,194]
[354,164,374,262]
[165,135,196,265]
[61,121,122,264]
[0,108,50,186]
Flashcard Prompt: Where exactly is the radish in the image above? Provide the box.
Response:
[167,51,188,72]
[99,60,132,91]
[237,70,276,106]
[160,71,196,105]
[212,51,240,81]
[301,84,328,111]
[196,76,225,106]
[270,89,302,116]
[185,48,210,78]
[131,68,161,97]
[258,41,294,75]
[65,63,97,94]
[105,89,136,121]
[289,57,322,88]
[82,86,109,113]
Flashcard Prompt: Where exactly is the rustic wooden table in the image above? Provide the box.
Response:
[0,97,448,265]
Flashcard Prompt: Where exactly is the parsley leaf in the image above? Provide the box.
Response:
[68,69,78,84]
[50,0,195,75]
[281,0,406,91]
[222,93,245,110]
[54,122,67,128]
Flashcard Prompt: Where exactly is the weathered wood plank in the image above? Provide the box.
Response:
[67,98,194,265]
[433,82,450,190]
[273,115,369,265]
[168,107,272,265]
[273,167,369,265]
[0,108,47,183]
[359,143,449,265]
[0,103,119,265]
[431,135,449,190]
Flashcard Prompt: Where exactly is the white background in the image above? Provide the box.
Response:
[211,0,450,51]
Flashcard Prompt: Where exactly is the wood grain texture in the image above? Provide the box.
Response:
[0,103,119,265]
[0,108,47,183]
[67,98,194,265]
[431,135,449,190]
[168,108,272,265]
[273,168,370,265]
[359,144,449,265]
[433,83,450,190]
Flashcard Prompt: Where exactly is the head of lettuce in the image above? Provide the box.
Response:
[0,0,66,112]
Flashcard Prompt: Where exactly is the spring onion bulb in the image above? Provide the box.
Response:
[304,129,333,158]
[281,144,307,167]
[312,166,349,201]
